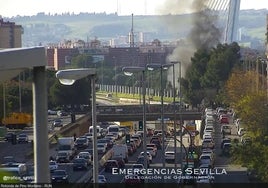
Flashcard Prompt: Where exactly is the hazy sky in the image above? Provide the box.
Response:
[0,0,267,17]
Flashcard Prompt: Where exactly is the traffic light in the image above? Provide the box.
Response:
[126,134,130,144]
[138,121,143,130]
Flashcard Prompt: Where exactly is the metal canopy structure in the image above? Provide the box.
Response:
[0,46,50,183]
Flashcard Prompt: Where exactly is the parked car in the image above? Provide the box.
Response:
[17,133,29,143]
[51,170,69,183]
[57,110,68,117]
[4,132,15,142]
[52,119,63,127]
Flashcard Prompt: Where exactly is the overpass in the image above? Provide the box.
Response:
[95,104,202,122]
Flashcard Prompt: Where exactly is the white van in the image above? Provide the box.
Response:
[108,125,122,138]
[89,125,102,138]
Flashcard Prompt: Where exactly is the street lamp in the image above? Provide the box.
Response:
[55,68,98,183]
[170,61,180,168]
[122,66,148,174]
[147,63,173,168]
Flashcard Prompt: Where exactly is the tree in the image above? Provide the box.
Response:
[223,69,257,107]
[49,77,91,108]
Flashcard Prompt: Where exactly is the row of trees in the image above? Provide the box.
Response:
[224,69,268,182]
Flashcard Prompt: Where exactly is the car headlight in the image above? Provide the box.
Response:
[62,176,67,179]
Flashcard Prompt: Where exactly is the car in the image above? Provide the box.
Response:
[72,158,88,171]
[204,126,214,134]
[17,133,29,143]
[84,132,93,142]
[2,156,15,165]
[221,138,231,149]
[150,139,161,149]
[138,151,152,163]
[51,170,69,183]
[147,147,157,157]
[165,151,175,162]
[91,175,107,184]
[124,174,142,185]
[4,132,15,142]
[48,109,57,115]
[56,151,71,163]
[221,124,232,135]
[77,151,92,165]
[52,119,63,127]
[57,110,68,117]
[97,143,107,154]
[49,160,58,172]
[219,116,229,124]
[127,145,134,155]
[146,143,157,152]
[74,137,89,149]
[136,156,150,168]
[199,153,214,167]
[202,139,215,149]
[147,128,154,136]
[104,160,119,173]
[203,132,213,140]
[111,156,125,168]
[222,143,232,155]
[132,163,144,170]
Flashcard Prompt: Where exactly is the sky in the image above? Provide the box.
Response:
[0,0,267,17]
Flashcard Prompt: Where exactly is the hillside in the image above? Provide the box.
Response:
[3,9,268,47]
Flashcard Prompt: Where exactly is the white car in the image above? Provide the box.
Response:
[199,153,214,167]
[146,147,157,158]
[49,160,58,172]
[203,132,213,140]
[165,151,175,161]
[138,152,152,163]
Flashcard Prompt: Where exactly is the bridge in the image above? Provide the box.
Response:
[95,104,202,122]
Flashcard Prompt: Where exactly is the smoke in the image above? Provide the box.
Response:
[158,0,222,88]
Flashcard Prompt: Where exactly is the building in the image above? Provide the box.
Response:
[0,19,23,48]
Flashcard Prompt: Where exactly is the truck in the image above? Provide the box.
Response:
[112,144,128,163]
[2,112,33,129]
[57,137,76,159]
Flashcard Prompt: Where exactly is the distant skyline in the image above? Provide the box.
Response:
[0,0,268,17]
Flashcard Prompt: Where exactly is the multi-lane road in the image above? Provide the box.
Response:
[0,108,251,184]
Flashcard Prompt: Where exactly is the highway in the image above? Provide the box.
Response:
[0,106,251,185]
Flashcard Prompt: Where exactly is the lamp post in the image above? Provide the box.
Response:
[122,66,148,175]
[113,56,117,96]
[170,61,180,168]
[55,68,98,183]
[147,63,173,168]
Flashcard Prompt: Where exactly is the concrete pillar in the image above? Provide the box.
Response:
[32,66,50,183]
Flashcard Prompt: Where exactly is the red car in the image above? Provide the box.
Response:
[220,117,229,124]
